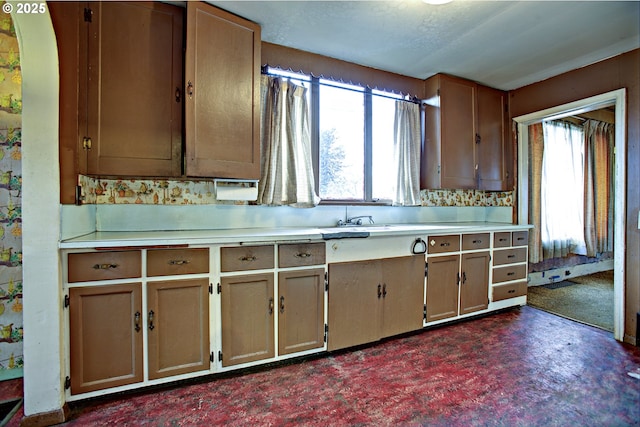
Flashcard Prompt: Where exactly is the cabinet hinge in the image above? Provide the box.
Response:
[324,272,329,292]
[84,7,92,23]
[75,185,84,206]
[209,283,213,294]
[217,283,221,294]
[64,294,70,309]
[423,304,427,320]
[437,165,441,175]
[210,352,214,363]
[218,351,223,362]
[324,324,328,343]
[64,376,71,390]
[82,136,92,150]
[425,262,428,278]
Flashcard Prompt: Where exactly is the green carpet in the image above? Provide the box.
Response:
[527,270,614,331]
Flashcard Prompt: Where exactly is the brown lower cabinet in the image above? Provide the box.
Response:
[220,273,275,367]
[425,251,490,323]
[69,283,144,395]
[147,279,210,380]
[327,256,424,351]
[69,278,210,394]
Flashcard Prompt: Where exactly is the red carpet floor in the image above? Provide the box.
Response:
[3,306,640,426]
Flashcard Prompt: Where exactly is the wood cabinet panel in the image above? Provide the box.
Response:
[493,247,527,266]
[147,248,209,276]
[427,234,460,254]
[425,254,460,323]
[327,260,381,351]
[493,264,527,284]
[278,243,326,268]
[493,281,528,302]
[462,233,490,251]
[477,85,511,190]
[68,251,141,283]
[512,231,529,246]
[185,2,261,179]
[278,269,325,355]
[147,279,210,379]
[220,245,274,272]
[220,273,275,366]
[379,256,424,339]
[85,1,183,177]
[494,232,512,248]
[460,252,490,315]
[69,283,143,394]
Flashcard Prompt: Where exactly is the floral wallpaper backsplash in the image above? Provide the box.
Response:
[80,175,513,207]
[0,7,23,378]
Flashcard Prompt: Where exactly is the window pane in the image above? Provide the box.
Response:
[372,93,398,200]
[319,81,364,200]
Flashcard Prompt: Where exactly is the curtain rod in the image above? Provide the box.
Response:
[261,66,421,104]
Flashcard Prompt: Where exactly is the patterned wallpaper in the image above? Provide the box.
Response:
[79,174,513,207]
[0,7,23,379]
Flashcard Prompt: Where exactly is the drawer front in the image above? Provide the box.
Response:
[493,281,527,302]
[221,245,274,272]
[492,264,527,284]
[147,248,209,277]
[427,235,460,254]
[494,232,511,248]
[279,243,326,268]
[68,251,141,283]
[462,233,490,250]
[512,231,529,246]
[493,247,527,266]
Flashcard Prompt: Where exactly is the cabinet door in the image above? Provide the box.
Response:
[477,85,511,191]
[380,256,424,339]
[460,252,490,315]
[425,255,460,323]
[147,279,210,380]
[85,2,183,176]
[327,260,381,351]
[278,269,325,355]
[439,76,477,189]
[220,273,274,366]
[69,283,143,394]
[185,2,261,179]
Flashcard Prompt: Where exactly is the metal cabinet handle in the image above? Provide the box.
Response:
[507,255,516,259]
[295,252,311,258]
[175,87,181,103]
[134,311,141,332]
[411,238,427,254]
[440,242,450,247]
[240,256,257,262]
[462,272,467,284]
[507,272,515,276]
[473,239,482,244]
[279,296,285,313]
[382,283,387,298]
[377,284,382,299]
[148,310,155,331]
[187,81,193,99]
[168,259,190,265]
[93,263,118,270]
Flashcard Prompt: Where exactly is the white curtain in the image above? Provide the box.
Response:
[541,120,586,258]
[393,101,421,206]
[258,75,319,207]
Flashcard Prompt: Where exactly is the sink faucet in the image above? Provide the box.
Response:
[337,215,375,227]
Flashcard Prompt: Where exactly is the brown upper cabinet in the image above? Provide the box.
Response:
[52,1,261,203]
[421,74,512,191]
[185,2,262,179]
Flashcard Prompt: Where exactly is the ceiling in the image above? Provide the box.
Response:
[207,0,640,91]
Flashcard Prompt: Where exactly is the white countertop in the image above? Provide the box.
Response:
[59,222,532,249]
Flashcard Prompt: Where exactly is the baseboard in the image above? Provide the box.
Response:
[19,403,69,427]
[528,259,614,286]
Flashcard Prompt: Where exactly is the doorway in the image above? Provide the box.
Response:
[513,89,626,341]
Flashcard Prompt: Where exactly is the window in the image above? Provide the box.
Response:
[267,68,402,204]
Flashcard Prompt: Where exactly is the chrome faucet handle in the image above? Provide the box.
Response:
[346,215,374,225]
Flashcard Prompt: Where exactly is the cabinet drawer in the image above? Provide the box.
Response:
[492,281,527,302]
[494,232,511,248]
[462,233,490,250]
[427,235,460,254]
[493,247,527,266]
[278,243,326,268]
[492,264,527,283]
[221,245,274,272]
[68,251,141,283]
[147,248,209,276]
[512,231,529,246]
